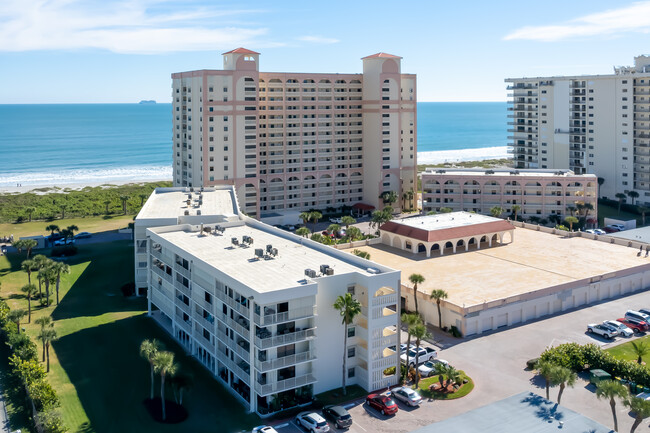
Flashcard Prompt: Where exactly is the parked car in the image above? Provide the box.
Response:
[48,233,64,242]
[295,412,330,432]
[587,323,619,339]
[321,405,352,429]
[74,231,92,239]
[610,224,626,231]
[329,217,343,224]
[400,346,437,367]
[391,386,422,407]
[638,308,650,317]
[625,310,650,323]
[252,426,279,433]
[366,393,398,416]
[585,229,605,235]
[603,320,634,337]
[53,238,75,246]
[399,343,416,354]
[418,359,450,377]
[603,226,621,233]
[617,317,649,333]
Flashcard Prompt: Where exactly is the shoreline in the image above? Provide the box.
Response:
[0,179,172,195]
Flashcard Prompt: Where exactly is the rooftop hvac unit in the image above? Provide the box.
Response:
[231,237,239,245]
[325,268,334,276]
[255,248,264,258]
[320,264,330,275]
[190,187,194,192]
[199,199,203,206]
[304,269,317,278]
[184,210,190,216]
[271,248,278,256]
[266,244,273,253]
[197,210,201,215]
[200,187,204,192]
[187,194,192,200]
[367,267,380,274]
[186,200,191,206]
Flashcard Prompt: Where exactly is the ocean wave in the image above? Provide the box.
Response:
[0,166,172,187]
[417,146,509,165]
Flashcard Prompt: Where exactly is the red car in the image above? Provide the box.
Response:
[366,393,398,416]
[617,317,649,333]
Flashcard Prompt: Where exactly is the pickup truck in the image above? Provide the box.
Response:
[400,346,437,367]
[587,323,619,339]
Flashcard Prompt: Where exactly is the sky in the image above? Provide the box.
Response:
[2,0,650,103]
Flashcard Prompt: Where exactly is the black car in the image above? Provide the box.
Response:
[322,405,352,429]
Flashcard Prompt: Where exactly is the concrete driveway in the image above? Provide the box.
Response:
[260,289,650,433]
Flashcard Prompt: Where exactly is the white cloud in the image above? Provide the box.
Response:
[504,1,650,41]
[297,35,340,44]
[0,0,277,53]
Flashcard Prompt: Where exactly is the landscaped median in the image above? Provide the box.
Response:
[416,370,474,400]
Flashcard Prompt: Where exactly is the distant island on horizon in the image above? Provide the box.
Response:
[138,100,156,104]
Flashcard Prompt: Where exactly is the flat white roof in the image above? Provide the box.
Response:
[137,187,238,220]
[394,212,502,232]
[151,223,376,293]
[422,168,596,178]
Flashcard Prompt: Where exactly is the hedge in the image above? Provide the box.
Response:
[540,342,650,387]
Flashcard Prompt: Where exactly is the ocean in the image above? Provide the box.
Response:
[0,102,508,188]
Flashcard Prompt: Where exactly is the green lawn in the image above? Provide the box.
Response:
[0,241,259,433]
[0,214,134,239]
[598,203,642,228]
[415,371,474,400]
[605,335,650,364]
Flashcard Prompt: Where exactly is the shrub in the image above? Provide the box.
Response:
[526,358,539,370]
[51,245,77,257]
[450,326,462,338]
[383,366,396,376]
[120,282,135,297]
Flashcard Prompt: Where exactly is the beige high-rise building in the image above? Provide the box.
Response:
[172,48,417,218]
[506,55,650,202]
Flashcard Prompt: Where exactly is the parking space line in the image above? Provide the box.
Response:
[275,423,289,429]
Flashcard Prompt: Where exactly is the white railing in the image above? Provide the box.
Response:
[373,333,398,349]
[371,293,397,307]
[215,289,250,316]
[175,315,191,333]
[253,305,316,326]
[216,329,250,360]
[193,294,214,314]
[224,316,251,340]
[174,263,191,279]
[222,356,251,386]
[174,280,191,297]
[176,298,191,315]
[254,328,316,350]
[254,350,316,372]
[372,354,398,370]
[254,373,317,396]
[151,265,172,284]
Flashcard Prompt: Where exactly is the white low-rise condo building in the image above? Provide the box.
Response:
[506,55,650,202]
[421,168,598,222]
[135,186,400,415]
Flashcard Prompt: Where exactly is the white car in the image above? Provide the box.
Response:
[53,238,75,246]
[585,229,605,235]
[418,359,450,377]
[391,386,423,407]
[295,412,330,433]
[610,224,626,231]
[400,346,437,367]
[587,323,619,339]
[399,343,416,354]
[252,427,279,433]
[604,320,634,337]
[329,217,343,224]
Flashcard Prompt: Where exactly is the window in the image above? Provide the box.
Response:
[348,367,355,378]
[347,327,355,338]
[347,285,355,295]
[347,347,355,358]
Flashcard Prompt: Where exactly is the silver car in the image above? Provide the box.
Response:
[604,320,633,337]
[391,386,423,407]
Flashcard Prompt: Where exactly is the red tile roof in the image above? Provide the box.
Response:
[362,52,402,60]
[379,220,514,243]
[223,48,260,55]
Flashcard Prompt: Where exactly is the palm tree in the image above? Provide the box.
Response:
[429,289,449,329]
[406,189,415,209]
[103,200,111,214]
[66,225,79,239]
[51,262,70,305]
[154,350,178,421]
[38,264,56,307]
[7,309,27,333]
[35,316,53,362]
[628,190,640,205]
[511,204,521,221]
[14,239,38,258]
[140,339,164,400]
[433,362,449,390]
[299,212,312,227]
[21,259,36,285]
[38,327,58,372]
[45,224,60,237]
[346,226,362,242]
[327,224,341,236]
[536,360,555,400]
[379,191,398,208]
[21,284,37,323]
[33,254,50,300]
[139,193,149,206]
[564,216,579,232]
[630,341,650,364]
[615,193,627,215]
[583,202,594,218]
[120,195,130,215]
[295,227,311,238]
[549,365,576,404]
[595,379,629,431]
[309,211,322,230]
[352,249,370,260]
[340,215,356,230]
[444,365,461,388]
[410,323,431,388]
[408,274,425,315]
[171,371,193,405]
[566,205,576,217]
[490,206,504,218]
[59,203,68,219]
[401,313,422,381]
[625,396,650,433]
[597,177,605,198]
[333,292,361,395]
[25,207,36,222]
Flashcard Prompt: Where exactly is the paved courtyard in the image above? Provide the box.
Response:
[265,288,650,433]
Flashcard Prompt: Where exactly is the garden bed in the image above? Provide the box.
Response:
[416,371,474,400]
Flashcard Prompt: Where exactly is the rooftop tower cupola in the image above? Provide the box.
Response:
[222,47,260,71]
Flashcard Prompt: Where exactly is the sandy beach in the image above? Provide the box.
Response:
[0,178,172,195]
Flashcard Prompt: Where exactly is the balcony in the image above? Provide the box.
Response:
[254,327,316,350]
[151,265,173,284]
[254,349,316,372]
[216,329,250,360]
[254,372,317,396]
[214,289,250,317]
[254,305,316,327]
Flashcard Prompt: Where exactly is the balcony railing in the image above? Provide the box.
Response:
[215,289,250,317]
[254,373,317,396]
[254,327,316,350]
[254,349,316,372]
[253,305,316,326]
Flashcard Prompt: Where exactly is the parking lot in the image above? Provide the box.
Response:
[253,289,650,433]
